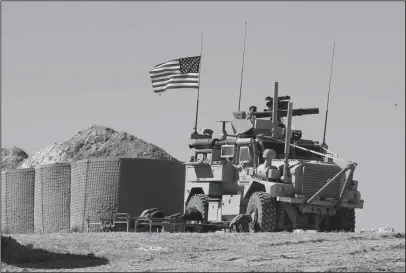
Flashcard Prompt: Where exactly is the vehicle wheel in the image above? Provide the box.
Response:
[329,208,356,232]
[246,192,277,232]
[185,194,209,224]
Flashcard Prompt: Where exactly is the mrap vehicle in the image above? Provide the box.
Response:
[183,82,363,232]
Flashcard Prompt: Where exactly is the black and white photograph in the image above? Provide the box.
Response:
[1,1,405,272]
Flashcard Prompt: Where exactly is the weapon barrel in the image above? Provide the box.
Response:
[188,138,238,149]
[288,108,319,117]
[188,138,220,149]
[253,108,319,118]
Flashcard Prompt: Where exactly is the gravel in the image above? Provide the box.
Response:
[21,125,178,169]
[1,231,405,272]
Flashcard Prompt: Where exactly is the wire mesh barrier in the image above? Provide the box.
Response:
[1,168,35,234]
[34,163,71,233]
[70,157,185,232]
[70,158,121,232]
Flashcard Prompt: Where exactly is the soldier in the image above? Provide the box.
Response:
[248,105,257,115]
[202,129,214,138]
[262,149,277,168]
[265,96,273,111]
[256,149,279,180]
[246,105,257,124]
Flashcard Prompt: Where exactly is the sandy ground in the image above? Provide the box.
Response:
[1,231,405,272]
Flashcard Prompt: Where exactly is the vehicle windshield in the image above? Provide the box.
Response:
[262,141,324,161]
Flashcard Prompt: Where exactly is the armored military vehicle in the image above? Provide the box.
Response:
[184,82,363,232]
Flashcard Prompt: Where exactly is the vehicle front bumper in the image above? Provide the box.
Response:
[276,196,364,209]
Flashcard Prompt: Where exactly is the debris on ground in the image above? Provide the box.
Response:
[378,225,396,233]
[359,226,396,233]
[1,147,29,170]
[20,125,178,169]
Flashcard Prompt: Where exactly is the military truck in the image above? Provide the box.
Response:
[183,82,363,232]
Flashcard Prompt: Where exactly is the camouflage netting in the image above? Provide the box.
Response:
[70,158,121,232]
[1,147,28,170]
[34,163,71,233]
[21,125,178,169]
[1,168,35,234]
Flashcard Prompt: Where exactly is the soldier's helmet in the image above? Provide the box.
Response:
[249,105,257,112]
[263,149,277,160]
[203,129,214,137]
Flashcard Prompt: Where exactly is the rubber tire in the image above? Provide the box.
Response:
[185,194,209,224]
[149,210,165,219]
[140,208,159,218]
[246,192,277,232]
[329,208,356,232]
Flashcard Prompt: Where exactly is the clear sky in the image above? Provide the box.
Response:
[1,1,404,231]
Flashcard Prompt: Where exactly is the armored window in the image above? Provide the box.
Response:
[221,145,234,158]
[239,146,251,163]
[196,153,206,162]
[206,153,212,162]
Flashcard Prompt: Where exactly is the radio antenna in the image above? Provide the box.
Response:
[322,41,336,146]
[237,21,248,111]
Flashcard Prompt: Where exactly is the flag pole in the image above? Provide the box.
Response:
[194,32,204,134]
[237,21,248,112]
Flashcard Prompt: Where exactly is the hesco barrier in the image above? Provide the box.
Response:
[70,157,121,231]
[70,157,185,231]
[34,163,71,233]
[1,168,35,234]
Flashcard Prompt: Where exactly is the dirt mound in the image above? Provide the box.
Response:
[1,236,108,269]
[21,125,178,169]
[1,146,28,170]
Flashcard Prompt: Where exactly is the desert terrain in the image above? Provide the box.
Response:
[1,231,405,272]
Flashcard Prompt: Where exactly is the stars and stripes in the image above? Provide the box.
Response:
[149,56,201,93]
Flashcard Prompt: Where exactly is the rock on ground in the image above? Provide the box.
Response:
[1,147,28,170]
[21,125,178,169]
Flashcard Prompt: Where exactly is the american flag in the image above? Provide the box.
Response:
[149,56,201,93]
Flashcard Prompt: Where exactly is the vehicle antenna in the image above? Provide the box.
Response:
[322,41,336,146]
